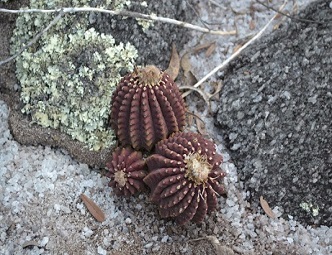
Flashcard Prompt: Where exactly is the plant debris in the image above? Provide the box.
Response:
[180,52,192,73]
[233,43,243,53]
[80,193,106,222]
[22,241,40,249]
[189,236,235,255]
[195,114,207,136]
[205,42,217,57]
[193,41,215,54]
[165,43,180,80]
[260,196,276,219]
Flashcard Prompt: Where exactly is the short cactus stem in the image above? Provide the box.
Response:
[110,65,186,151]
[144,132,226,225]
[106,147,148,196]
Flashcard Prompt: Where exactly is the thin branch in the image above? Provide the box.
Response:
[256,0,329,25]
[0,7,236,35]
[179,85,210,106]
[185,110,206,125]
[0,10,64,66]
[209,0,225,9]
[185,1,226,28]
[182,1,288,99]
[185,0,210,29]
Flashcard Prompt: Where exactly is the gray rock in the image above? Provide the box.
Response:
[92,0,195,69]
[215,0,332,226]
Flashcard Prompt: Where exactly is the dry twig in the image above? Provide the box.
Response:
[0,10,64,66]
[0,7,236,35]
[0,6,236,66]
[256,0,328,25]
[182,1,288,99]
[179,85,210,106]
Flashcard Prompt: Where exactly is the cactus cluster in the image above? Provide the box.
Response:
[106,66,226,225]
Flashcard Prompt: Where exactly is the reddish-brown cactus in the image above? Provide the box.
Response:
[144,132,226,225]
[110,65,186,151]
[106,147,147,196]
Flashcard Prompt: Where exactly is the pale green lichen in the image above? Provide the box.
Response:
[137,15,154,33]
[299,202,319,217]
[11,0,137,150]
[135,1,154,32]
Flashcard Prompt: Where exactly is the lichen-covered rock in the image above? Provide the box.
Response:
[91,1,196,69]
[144,132,226,225]
[106,147,147,196]
[110,65,186,151]
[11,0,137,151]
